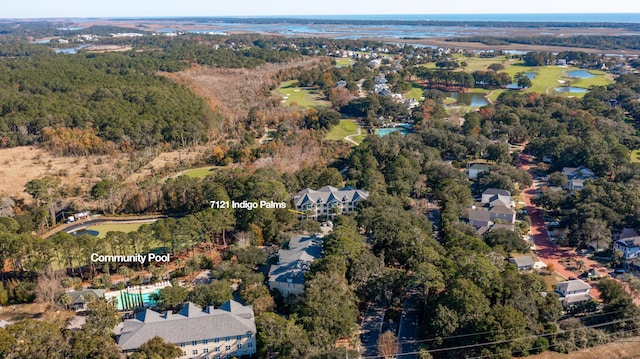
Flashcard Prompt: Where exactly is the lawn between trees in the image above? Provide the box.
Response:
[275,80,328,108]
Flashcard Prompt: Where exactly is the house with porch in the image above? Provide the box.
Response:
[555,279,592,307]
[613,228,640,260]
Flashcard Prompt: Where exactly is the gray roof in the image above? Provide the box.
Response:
[467,207,491,223]
[562,293,592,305]
[489,205,516,215]
[293,186,369,208]
[615,237,640,249]
[562,166,595,179]
[483,188,511,197]
[118,300,255,351]
[64,289,106,305]
[509,256,534,268]
[269,234,323,285]
[489,224,515,232]
[557,279,591,293]
[620,228,640,240]
[469,163,490,171]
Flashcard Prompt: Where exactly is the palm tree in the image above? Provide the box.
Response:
[59,293,72,309]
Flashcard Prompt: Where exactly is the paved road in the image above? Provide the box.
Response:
[397,292,419,359]
[518,153,605,299]
[360,300,386,358]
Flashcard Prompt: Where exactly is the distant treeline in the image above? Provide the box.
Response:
[116,17,640,30]
[451,35,640,50]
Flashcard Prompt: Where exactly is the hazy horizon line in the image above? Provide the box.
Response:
[2,12,640,20]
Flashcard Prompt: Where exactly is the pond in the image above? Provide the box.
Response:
[567,70,595,79]
[554,87,588,93]
[70,229,99,237]
[506,72,537,89]
[447,92,489,107]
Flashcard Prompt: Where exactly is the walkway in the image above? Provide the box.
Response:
[344,123,362,146]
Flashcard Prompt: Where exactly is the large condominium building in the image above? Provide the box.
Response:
[118,300,256,359]
[292,185,369,220]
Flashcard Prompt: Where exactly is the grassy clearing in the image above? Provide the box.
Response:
[349,134,367,145]
[85,222,151,238]
[632,150,640,163]
[404,84,424,100]
[183,166,217,178]
[275,80,327,108]
[335,58,353,67]
[325,120,359,141]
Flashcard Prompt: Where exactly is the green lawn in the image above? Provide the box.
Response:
[335,58,354,67]
[404,84,425,101]
[349,134,366,145]
[84,222,151,238]
[183,166,217,178]
[632,149,640,163]
[325,120,359,141]
[501,63,614,97]
[275,80,327,108]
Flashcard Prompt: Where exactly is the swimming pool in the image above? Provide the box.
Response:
[115,289,160,311]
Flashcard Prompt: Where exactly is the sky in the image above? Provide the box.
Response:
[3,0,640,18]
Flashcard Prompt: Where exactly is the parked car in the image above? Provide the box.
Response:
[360,330,370,343]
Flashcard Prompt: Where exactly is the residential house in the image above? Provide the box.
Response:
[468,163,490,180]
[561,166,595,191]
[60,289,106,311]
[118,300,256,359]
[268,234,323,300]
[466,189,516,228]
[555,279,592,307]
[509,256,535,271]
[292,186,369,220]
[613,228,640,260]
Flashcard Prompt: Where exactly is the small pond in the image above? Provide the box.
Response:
[554,87,588,93]
[567,70,594,79]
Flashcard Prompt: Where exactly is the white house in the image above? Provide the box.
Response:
[467,189,516,228]
[613,228,640,260]
[555,279,592,307]
[118,300,256,359]
[561,166,595,191]
[292,186,369,220]
[468,163,490,180]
